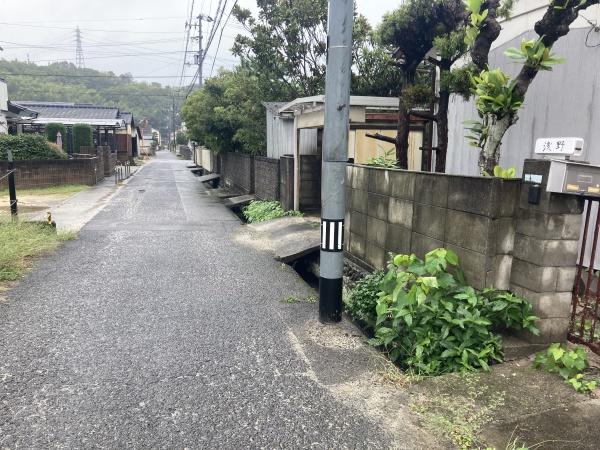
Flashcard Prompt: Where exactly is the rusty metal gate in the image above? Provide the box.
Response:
[569,198,600,353]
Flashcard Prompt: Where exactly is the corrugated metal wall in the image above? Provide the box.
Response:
[265,109,322,158]
[447,28,600,176]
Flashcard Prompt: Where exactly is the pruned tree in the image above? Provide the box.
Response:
[377,0,466,170]
[465,0,597,174]
[232,0,328,100]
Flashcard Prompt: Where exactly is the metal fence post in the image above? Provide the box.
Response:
[7,149,17,218]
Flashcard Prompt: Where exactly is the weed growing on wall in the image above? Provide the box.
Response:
[243,200,302,223]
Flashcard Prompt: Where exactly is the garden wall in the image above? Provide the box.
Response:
[345,165,521,290]
[0,158,99,189]
[345,162,586,343]
[254,156,280,201]
[219,152,255,194]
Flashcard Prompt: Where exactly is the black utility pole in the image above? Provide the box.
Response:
[7,149,17,217]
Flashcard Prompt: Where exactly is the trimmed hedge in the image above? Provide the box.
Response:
[45,123,66,150]
[0,134,67,160]
[73,124,93,153]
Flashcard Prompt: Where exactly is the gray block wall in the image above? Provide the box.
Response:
[345,165,521,290]
[511,160,584,343]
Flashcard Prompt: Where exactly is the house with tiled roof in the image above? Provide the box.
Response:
[14,101,126,154]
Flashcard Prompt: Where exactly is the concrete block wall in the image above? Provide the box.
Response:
[254,156,280,201]
[219,152,255,194]
[345,165,521,290]
[79,146,104,182]
[511,159,584,343]
[0,158,99,189]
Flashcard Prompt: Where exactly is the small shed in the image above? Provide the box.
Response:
[271,95,429,211]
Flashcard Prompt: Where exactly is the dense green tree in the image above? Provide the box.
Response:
[182,68,265,154]
[175,131,189,145]
[183,1,402,156]
[72,124,93,153]
[44,123,66,149]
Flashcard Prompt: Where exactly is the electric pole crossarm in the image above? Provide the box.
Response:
[319,0,354,323]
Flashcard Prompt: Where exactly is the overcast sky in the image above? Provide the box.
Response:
[0,0,396,89]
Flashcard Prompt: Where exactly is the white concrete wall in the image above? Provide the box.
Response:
[0,79,8,134]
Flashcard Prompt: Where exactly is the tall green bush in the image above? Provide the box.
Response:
[368,249,539,375]
[0,134,67,160]
[44,123,66,150]
[72,124,93,153]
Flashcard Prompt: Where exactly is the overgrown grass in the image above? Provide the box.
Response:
[243,200,302,223]
[0,220,75,282]
[0,184,88,197]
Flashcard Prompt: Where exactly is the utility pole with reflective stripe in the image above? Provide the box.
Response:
[319,0,353,323]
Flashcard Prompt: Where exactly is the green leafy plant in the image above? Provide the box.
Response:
[482,165,517,178]
[534,343,597,393]
[72,123,93,154]
[243,200,302,223]
[464,0,488,46]
[471,68,523,117]
[0,134,67,160]
[369,249,539,375]
[344,270,386,328]
[504,37,565,71]
[365,148,397,168]
[44,123,67,149]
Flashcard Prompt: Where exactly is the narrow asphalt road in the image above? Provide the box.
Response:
[0,152,401,449]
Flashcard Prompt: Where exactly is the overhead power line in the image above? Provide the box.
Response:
[0,73,200,79]
[210,0,238,78]
[0,22,183,34]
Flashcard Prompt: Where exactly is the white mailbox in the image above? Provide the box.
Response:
[528,137,600,196]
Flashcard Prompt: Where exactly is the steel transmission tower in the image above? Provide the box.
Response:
[75,27,85,69]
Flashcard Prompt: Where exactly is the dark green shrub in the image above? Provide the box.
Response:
[345,270,385,328]
[44,123,67,149]
[72,124,93,153]
[0,134,67,160]
[369,249,539,375]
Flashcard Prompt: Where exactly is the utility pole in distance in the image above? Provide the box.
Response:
[189,14,213,88]
[319,0,353,323]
